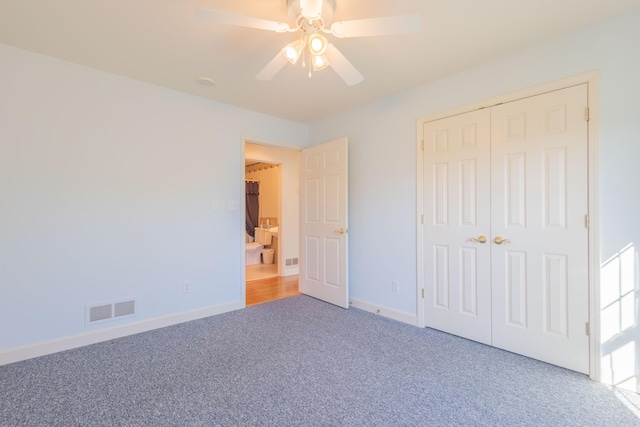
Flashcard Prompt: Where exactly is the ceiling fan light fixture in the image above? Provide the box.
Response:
[311,54,329,71]
[282,40,303,65]
[300,0,323,20]
[308,33,328,55]
[199,0,419,86]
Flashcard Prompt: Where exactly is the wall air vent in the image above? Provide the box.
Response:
[89,304,112,323]
[86,298,136,325]
[114,300,135,317]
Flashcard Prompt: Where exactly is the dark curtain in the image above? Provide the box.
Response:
[245,181,260,239]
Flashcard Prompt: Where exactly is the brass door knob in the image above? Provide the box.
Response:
[494,236,511,245]
[334,227,347,235]
[469,236,487,244]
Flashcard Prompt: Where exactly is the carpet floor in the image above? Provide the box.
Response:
[1,295,639,426]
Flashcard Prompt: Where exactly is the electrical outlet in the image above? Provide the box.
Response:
[228,200,238,211]
[392,280,400,293]
[183,281,191,293]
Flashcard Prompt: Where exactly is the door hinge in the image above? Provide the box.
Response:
[421,214,425,225]
[585,214,590,229]
[421,289,425,299]
[421,140,425,151]
[585,107,590,122]
[585,322,590,336]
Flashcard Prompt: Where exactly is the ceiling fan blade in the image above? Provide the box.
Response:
[300,0,323,19]
[325,44,363,86]
[330,14,421,38]
[255,52,289,81]
[196,8,291,32]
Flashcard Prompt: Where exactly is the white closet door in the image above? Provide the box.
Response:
[490,84,589,373]
[423,109,492,344]
[422,84,590,373]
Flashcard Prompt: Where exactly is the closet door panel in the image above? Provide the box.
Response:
[490,84,589,374]
[423,109,492,345]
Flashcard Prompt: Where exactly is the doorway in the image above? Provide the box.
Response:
[245,160,280,281]
[242,137,350,309]
[243,141,302,305]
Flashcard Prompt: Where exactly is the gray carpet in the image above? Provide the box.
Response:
[1,295,639,426]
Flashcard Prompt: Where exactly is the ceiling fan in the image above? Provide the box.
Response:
[196,0,421,86]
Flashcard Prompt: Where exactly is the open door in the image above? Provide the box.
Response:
[300,138,349,308]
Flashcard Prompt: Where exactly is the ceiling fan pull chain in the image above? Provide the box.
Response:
[303,34,308,68]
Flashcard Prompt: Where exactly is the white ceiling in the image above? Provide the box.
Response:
[2,0,640,123]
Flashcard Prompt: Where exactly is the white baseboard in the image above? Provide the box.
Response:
[599,368,614,385]
[0,300,244,366]
[349,298,418,326]
[284,266,299,276]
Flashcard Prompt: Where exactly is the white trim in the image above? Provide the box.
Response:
[586,73,601,382]
[284,266,299,276]
[415,71,600,380]
[240,133,305,151]
[350,298,418,327]
[240,135,248,303]
[0,300,244,366]
[416,71,599,125]
[416,119,425,328]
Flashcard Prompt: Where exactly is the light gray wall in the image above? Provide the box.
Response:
[0,43,307,352]
[310,9,640,388]
[2,8,640,388]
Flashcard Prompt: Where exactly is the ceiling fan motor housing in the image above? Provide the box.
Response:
[287,0,336,26]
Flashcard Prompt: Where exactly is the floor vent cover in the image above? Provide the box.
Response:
[114,300,135,317]
[89,304,112,323]
[87,299,136,325]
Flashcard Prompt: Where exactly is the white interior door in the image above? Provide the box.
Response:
[490,84,589,373]
[300,138,349,308]
[422,84,590,373]
[423,109,492,344]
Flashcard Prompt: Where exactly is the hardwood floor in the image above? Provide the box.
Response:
[246,275,300,306]
[245,263,277,281]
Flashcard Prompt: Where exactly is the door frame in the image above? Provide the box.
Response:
[240,135,303,305]
[416,71,600,380]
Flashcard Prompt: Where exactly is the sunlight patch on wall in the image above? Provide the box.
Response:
[603,341,636,389]
[600,243,639,392]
